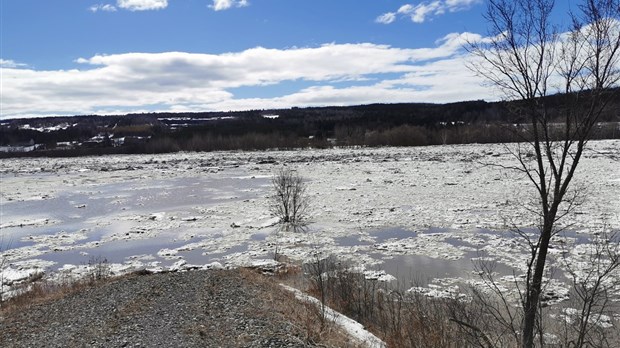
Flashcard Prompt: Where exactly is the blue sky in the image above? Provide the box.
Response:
[1,0,573,118]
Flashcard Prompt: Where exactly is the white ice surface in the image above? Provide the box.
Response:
[1,140,619,299]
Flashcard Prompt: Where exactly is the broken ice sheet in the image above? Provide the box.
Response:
[0,140,617,295]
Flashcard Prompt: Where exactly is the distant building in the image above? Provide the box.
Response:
[112,137,125,147]
[0,139,39,153]
[56,141,77,150]
[123,136,149,146]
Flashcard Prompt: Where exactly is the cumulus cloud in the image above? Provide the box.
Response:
[445,0,482,11]
[1,34,494,118]
[89,4,117,12]
[376,12,397,24]
[210,0,249,11]
[117,0,168,11]
[377,0,482,24]
[0,59,28,68]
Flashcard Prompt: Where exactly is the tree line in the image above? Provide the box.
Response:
[1,93,619,158]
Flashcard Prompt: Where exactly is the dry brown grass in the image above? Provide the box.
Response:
[274,257,488,348]
[238,267,364,347]
[1,266,364,347]
[2,280,80,315]
[0,270,133,316]
[1,264,473,347]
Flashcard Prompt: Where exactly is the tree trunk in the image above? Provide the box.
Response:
[522,201,560,347]
[522,226,551,347]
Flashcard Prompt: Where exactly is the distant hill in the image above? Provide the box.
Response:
[1,95,619,157]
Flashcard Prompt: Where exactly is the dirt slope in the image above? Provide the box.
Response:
[0,269,348,348]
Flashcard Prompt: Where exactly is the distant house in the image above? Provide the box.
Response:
[82,133,114,148]
[123,136,149,146]
[262,114,280,119]
[111,136,148,147]
[0,139,39,153]
[112,137,125,147]
[56,141,77,150]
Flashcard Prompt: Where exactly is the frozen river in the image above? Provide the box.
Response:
[1,140,619,298]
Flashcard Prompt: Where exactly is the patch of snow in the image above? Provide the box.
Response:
[0,218,55,229]
[363,270,396,282]
[281,284,386,348]
[169,260,187,272]
[1,267,40,285]
[374,234,466,260]
[203,261,224,270]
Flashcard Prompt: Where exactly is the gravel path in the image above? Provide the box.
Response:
[0,270,329,348]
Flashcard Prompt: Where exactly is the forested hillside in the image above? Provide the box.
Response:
[1,94,619,157]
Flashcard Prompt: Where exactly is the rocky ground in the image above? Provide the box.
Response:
[0,269,356,348]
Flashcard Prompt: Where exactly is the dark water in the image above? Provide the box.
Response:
[334,226,588,286]
[371,227,418,242]
[3,172,605,286]
[3,175,269,268]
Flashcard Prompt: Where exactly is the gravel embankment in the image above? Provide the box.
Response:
[0,270,330,348]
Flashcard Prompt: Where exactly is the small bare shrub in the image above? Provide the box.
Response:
[239,268,357,347]
[87,256,110,283]
[304,253,339,326]
[269,167,310,260]
[300,255,473,347]
[270,167,309,232]
[0,273,87,315]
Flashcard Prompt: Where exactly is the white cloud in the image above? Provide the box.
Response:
[397,4,414,14]
[0,59,28,68]
[117,0,168,11]
[1,35,494,118]
[89,4,117,12]
[210,0,249,11]
[378,0,482,24]
[410,1,443,23]
[445,0,481,11]
[375,12,396,24]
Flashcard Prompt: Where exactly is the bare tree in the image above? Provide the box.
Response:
[466,0,620,347]
[304,253,340,327]
[270,167,309,232]
[557,231,620,348]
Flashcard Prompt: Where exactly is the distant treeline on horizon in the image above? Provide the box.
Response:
[2,94,619,158]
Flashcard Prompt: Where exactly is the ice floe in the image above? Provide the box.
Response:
[0,140,618,304]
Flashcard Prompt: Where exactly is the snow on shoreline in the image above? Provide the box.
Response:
[1,140,619,299]
[281,284,386,348]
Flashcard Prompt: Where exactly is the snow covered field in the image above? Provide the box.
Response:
[1,140,619,299]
